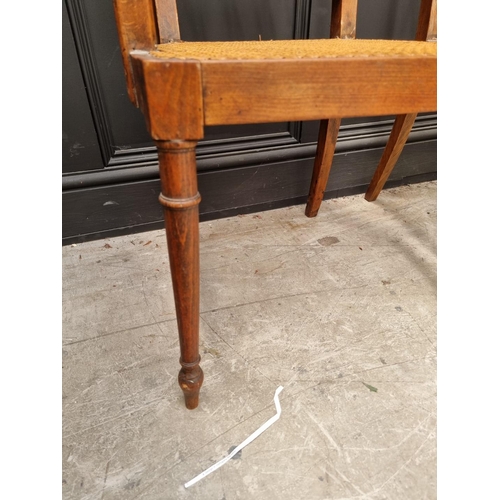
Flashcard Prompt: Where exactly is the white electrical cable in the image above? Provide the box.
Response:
[184,385,284,488]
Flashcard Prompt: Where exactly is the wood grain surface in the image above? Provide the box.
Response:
[202,56,436,125]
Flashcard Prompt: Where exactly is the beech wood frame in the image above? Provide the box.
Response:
[112,0,437,408]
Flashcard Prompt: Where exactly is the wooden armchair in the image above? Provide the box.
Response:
[112,0,436,409]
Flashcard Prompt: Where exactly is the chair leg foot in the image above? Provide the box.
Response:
[305,118,341,217]
[365,113,417,202]
[179,361,204,409]
[156,140,204,409]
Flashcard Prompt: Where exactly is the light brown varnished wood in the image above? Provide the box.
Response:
[330,0,358,38]
[131,53,204,140]
[112,0,158,106]
[416,0,437,41]
[305,118,341,217]
[306,0,357,218]
[364,114,418,201]
[154,0,180,42]
[135,54,204,408]
[202,55,436,125]
[156,140,203,409]
[364,0,437,202]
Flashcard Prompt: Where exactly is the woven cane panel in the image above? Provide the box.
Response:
[153,39,436,61]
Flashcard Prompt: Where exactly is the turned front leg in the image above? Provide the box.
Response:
[157,140,203,409]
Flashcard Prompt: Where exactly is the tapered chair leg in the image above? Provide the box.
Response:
[156,140,203,409]
[365,113,418,202]
[305,118,341,217]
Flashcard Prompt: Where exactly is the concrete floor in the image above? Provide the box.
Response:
[62,181,436,500]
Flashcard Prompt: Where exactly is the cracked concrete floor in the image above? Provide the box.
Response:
[62,181,436,500]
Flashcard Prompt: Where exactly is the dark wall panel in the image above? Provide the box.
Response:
[177,0,297,42]
[62,2,103,173]
[63,140,436,245]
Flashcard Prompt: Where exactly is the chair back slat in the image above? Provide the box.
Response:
[330,0,358,39]
[113,0,159,106]
[415,0,437,41]
[155,0,181,42]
